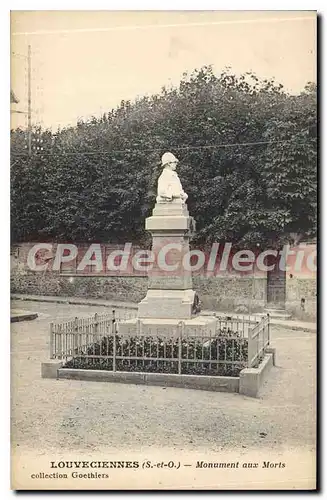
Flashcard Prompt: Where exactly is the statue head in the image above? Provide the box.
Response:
[161,152,179,170]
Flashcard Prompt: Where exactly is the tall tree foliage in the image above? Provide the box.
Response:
[11,67,317,247]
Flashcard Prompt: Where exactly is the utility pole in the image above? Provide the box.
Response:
[27,44,32,156]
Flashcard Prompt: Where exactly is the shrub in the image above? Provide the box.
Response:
[64,332,248,377]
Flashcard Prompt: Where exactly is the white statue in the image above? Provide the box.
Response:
[156,152,188,204]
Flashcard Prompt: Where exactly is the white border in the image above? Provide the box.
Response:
[6,1,322,11]
[3,3,323,499]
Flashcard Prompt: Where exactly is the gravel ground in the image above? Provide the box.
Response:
[11,300,316,455]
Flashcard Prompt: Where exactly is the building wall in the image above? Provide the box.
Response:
[285,274,316,320]
[10,268,267,313]
[10,243,316,319]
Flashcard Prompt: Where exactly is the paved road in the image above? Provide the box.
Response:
[11,293,317,331]
[11,300,316,456]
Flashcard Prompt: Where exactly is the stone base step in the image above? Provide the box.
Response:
[118,316,217,337]
[263,309,292,320]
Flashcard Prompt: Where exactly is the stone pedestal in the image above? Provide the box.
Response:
[138,289,196,319]
[138,200,195,320]
[119,199,215,336]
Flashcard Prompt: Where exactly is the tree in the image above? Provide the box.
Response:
[10,67,317,247]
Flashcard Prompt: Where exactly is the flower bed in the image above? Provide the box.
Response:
[63,334,248,377]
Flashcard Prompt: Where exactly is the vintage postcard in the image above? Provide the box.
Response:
[10,10,317,490]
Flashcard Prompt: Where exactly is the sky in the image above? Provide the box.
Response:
[10,10,316,130]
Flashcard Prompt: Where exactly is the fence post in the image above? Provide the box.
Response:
[267,313,270,346]
[113,330,116,372]
[59,324,63,360]
[247,325,254,368]
[94,313,98,337]
[136,319,141,336]
[112,309,116,372]
[178,321,183,375]
[73,316,78,355]
[50,322,54,359]
[262,318,265,356]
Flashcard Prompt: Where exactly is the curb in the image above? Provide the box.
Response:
[57,369,240,393]
[239,353,275,398]
[271,323,316,333]
[10,312,38,323]
[41,360,64,378]
[41,354,275,398]
[12,294,316,332]
[11,294,138,310]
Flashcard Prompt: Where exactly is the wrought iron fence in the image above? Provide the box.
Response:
[247,313,270,368]
[50,309,136,360]
[212,314,260,339]
[50,311,270,376]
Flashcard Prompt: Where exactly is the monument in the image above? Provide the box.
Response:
[118,152,216,336]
